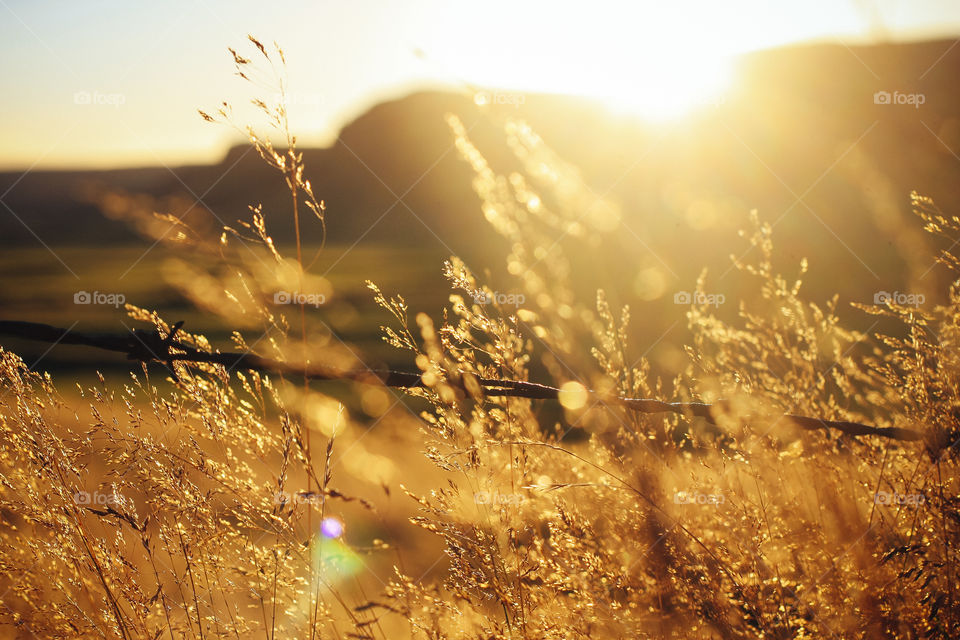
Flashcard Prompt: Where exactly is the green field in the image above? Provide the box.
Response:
[0,242,451,380]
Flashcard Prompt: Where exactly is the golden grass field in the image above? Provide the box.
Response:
[2,38,960,639]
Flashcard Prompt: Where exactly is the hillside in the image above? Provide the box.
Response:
[2,37,960,331]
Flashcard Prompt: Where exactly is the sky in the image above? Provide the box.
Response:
[1,0,960,170]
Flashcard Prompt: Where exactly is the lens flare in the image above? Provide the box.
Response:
[321,516,344,539]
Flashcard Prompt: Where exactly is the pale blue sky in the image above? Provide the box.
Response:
[2,0,959,170]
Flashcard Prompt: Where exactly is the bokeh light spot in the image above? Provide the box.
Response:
[558,381,588,410]
[321,516,344,539]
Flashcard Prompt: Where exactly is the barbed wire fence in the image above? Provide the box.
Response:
[0,319,923,442]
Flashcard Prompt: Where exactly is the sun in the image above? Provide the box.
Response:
[438,3,743,124]
[592,54,735,121]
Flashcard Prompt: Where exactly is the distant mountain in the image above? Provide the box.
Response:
[4,38,960,306]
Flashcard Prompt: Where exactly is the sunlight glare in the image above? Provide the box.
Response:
[441,2,746,122]
[598,54,734,121]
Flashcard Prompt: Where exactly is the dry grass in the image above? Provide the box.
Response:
[1,38,958,639]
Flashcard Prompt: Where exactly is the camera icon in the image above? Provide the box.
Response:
[873,91,891,105]
[73,491,91,505]
[874,291,891,304]
[473,292,491,305]
[474,491,491,504]
[273,291,291,304]
[673,291,692,304]
[73,90,92,105]
[74,291,92,304]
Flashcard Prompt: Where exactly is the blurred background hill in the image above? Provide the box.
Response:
[2,38,960,374]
